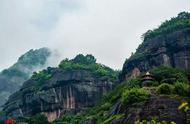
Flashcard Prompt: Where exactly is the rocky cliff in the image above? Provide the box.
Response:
[0,47,51,109]
[56,66,190,124]
[121,27,190,81]
[2,55,118,122]
[49,12,190,124]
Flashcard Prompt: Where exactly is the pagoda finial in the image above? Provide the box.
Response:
[146,71,151,75]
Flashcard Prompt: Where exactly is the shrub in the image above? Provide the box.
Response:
[157,83,173,95]
[151,66,188,84]
[173,82,190,96]
[142,12,190,41]
[142,81,159,87]
[27,114,49,124]
[121,88,149,105]
[58,55,118,80]
[160,78,176,84]
[72,54,96,65]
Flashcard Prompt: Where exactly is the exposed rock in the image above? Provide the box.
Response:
[109,95,187,124]
[2,69,117,122]
[121,28,190,81]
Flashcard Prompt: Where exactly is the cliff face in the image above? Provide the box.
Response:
[121,28,190,80]
[0,48,51,109]
[85,95,187,124]
[49,12,190,124]
[3,64,118,122]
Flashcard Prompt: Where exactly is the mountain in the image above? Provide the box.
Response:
[120,12,190,81]
[46,12,190,124]
[2,12,190,124]
[2,54,119,122]
[0,48,51,109]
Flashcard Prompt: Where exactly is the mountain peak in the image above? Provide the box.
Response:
[0,47,51,110]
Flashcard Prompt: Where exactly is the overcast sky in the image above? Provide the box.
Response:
[0,0,190,71]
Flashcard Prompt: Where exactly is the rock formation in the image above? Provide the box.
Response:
[0,47,51,109]
[2,55,118,122]
[121,27,190,81]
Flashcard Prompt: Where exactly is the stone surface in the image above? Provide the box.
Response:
[2,69,117,122]
[121,28,190,81]
[109,95,187,124]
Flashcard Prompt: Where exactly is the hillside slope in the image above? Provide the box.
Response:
[48,66,190,124]
[49,12,190,124]
[2,54,119,122]
[120,12,190,81]
[0,48,51,109]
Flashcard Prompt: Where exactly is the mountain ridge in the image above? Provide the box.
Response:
[0,47,51,109]
[1,12,190,124]
[48,12,190,124]
[2,54,119,122]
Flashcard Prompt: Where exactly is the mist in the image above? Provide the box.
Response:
[1,0,190,70]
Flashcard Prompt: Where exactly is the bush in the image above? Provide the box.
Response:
[121,88,149,105]
[160,78,176,84]
[151,66,188,84]
[58,54,118,80]
[157,83,173,95]
[142,12,190,41]
[142,81,159,87]
[72,54,96,65]
[52,113,84,124]
[173,82,190,96]
[27,114,49,124]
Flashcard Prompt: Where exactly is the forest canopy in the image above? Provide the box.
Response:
[142,12,190,41]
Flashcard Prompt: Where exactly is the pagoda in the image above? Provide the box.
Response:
[141,72,155,86]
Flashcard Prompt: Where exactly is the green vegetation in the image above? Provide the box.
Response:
[0,47,51,110]
[151,66,189,84]
[59,54,118,79]
[153,66,190,97]
[124,12,190,70]
[1,68,28,79]
[17,47,51,67]
[0,48,51,80]
[51,65,190,124]
[72,54,96,65]
[157,83,173,95]
[30,54,118,88]
[15,114,49,124]
[27,114,49,124]
[102,114,124,124]
[157,82,190,97]
[52,113,84,124]
[121,88,149,105]
[50,75,148,124]
[142,12,190,41]
[173,82,190,96]
[31,69,52,88]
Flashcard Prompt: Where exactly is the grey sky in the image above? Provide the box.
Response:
[0,0,190,71]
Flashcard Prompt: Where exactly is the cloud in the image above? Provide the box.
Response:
[0,0,190,70]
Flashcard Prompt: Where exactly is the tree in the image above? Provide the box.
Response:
[27,114,49,124]
[72,54,96,65]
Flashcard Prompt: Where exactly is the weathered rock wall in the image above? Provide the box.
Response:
[121,28,190,80]
[2,69,116,122]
